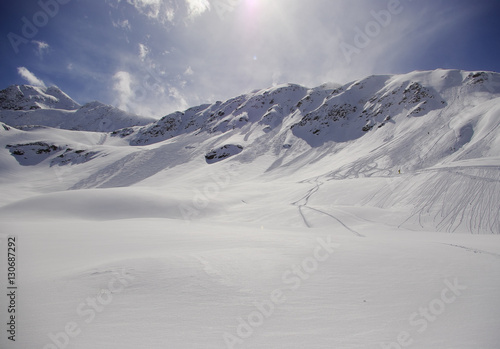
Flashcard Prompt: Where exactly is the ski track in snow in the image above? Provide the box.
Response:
[439,243,500,259]
[301,205,365,237]
[399,165,500,234]
[293,178,365,237]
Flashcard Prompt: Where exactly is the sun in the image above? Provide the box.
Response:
[243,0,261,13]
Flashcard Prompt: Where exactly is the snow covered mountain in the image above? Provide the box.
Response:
[1,69,500,349]
[1,70,499,233]
[0,84,80,110]
[0,85,155,132]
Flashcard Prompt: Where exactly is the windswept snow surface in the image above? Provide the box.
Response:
[0,70,499,348]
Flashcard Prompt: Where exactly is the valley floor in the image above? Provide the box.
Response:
[1,174,499,349]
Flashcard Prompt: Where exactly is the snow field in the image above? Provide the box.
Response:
[0,70,499,348]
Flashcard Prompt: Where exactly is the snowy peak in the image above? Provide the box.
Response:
[117,69,500,148]
[0,84,81,111]
[0,86,156,132]
[117,83,312,145]
[291,74,449,146]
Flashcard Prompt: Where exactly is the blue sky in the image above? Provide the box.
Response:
[1,0,499,118]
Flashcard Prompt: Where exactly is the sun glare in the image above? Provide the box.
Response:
[244,0,261,14]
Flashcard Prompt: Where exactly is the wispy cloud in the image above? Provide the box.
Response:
[112,18,131,30]
[128,0,161,17]
[167,86,189,111]
[32,40,50,58]
[114,0,208,24]
[17,67,46,87]
[112,71,133,111]
[139,43,149,61]
[186,0,210,19]
[112,69,189,118]
[126,0,176,23]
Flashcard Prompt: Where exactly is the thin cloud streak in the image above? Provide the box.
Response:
[17,67,46,87]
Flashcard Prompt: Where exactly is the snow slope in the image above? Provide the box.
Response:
[0,69,499,348]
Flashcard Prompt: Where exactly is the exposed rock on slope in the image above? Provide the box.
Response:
[205,144,243,164]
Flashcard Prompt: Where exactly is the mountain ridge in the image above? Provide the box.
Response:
[110,69,500,148]
[0,84,156,132]
[0,68,499,234]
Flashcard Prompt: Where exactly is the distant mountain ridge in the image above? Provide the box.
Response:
[0,84,155,132]
[0,84,80,110]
